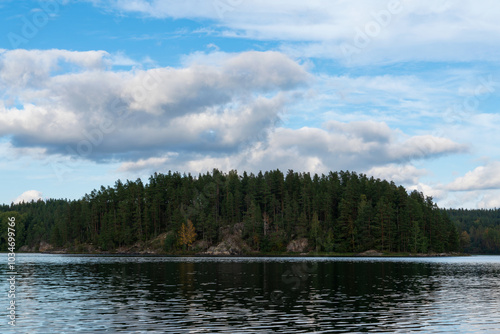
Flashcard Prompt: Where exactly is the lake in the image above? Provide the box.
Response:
[2,254,500,333]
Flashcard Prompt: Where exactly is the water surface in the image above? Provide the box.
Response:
[2,254,500,333]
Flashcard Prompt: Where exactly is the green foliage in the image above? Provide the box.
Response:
[446,208,500,254]
[0,170,459,254]
[309,212,321,252]
[322,230,335,252]
[50,225,63,248]
[164,231,177,252]
[0,211,26,251]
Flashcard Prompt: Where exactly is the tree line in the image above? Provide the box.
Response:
[1,169,460,253]
[445,208,500,254]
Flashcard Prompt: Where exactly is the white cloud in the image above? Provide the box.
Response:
[447,161,500,191]
[0,141,48,161]
[0,49,108,90]
[90,0,500,63]
[437,189,500,209]
[325,120,392,143]
[477,191,500,209]
[0,49,309,160]
[118,121,466,181]
[117,155,175,173]
[252,124,465,172]
[365,164,427,185]
[407,183,447,203]
[391,135,468,162]
[13,190,43,204]
[292,72,469,134]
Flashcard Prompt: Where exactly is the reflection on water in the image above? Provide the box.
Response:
[1,255,500,333]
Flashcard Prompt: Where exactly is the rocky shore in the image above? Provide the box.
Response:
[15,222,466,257]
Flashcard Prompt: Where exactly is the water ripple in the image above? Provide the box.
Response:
[1,254,500,333]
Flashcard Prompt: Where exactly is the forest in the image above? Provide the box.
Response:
[445,208,500,254]
[0,169,463,254]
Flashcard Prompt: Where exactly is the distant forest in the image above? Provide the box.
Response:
[1,169,492,254]
[445,209,500,254]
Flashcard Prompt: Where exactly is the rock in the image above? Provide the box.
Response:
[205,242,235,256]
[286,238,308,253]
[147,232,167,250]
[19,245,33,252]
[39,241,53,252]
[357,249,383,257]
[203,223,251,255]
[232,222,244,237]
[192,239,211,252]
[113,232,170,254]
[204,234,251,256]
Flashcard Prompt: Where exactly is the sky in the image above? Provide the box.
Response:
[1,0,500,209]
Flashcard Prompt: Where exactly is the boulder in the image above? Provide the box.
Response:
[39,241,53,252]
[286,238,308,253]
[205,234,251,256]
[357,249,383,256]
[19,245,33,252]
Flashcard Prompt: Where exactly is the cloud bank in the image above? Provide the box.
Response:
[0,49,309,160]
[0,48,468,182]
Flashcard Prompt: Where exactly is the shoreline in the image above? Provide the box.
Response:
[9,250,471,257]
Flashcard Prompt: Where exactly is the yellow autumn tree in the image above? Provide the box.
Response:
[178,219,197,250]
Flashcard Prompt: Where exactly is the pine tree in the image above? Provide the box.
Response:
[309,212,321,252]
[355,194,373,251]
[0,169,463,254]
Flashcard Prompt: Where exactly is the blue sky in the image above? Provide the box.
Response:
[1,0,500,208]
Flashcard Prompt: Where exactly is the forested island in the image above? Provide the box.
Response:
[1,169,496,255]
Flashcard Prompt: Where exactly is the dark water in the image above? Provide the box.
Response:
[2,255,500,333]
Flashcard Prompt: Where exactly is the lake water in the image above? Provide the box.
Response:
[2,254,500,333]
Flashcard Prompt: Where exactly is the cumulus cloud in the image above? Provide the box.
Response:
[0,49,109,90]
[116,155,175,173]
[116,120,466,178]
[477,191,500,209]
[407,183,447,202]
[390,135,468,162]
[0,49,309,160]
[0,48,470,202]
[13,190,43,204]
[447,162,500,191]
[365,164,427,185]
[325,120,392,143]
[249,123,466,173]
[0,141,48,161]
